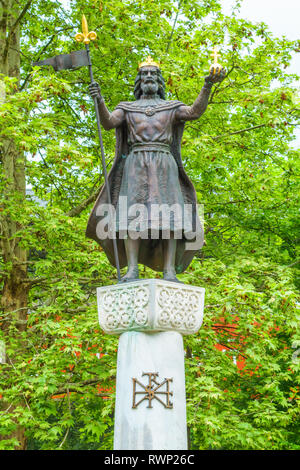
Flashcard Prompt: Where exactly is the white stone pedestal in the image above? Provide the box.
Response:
[96,280,205,450]
[114,331,186,450]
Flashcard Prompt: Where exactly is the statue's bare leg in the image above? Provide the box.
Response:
[121,236,140,282]
[163,234,182,283]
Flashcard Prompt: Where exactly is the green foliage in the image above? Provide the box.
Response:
[184,257,299,449]
[0,0,299,450]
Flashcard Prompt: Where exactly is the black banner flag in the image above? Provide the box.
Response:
[32,49,89,71]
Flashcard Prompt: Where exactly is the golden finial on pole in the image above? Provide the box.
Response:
[75,14,97,44]
[209,46,222,75]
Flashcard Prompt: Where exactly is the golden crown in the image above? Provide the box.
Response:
[138,56,160,70]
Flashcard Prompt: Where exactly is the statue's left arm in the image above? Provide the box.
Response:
[175,68,226,122]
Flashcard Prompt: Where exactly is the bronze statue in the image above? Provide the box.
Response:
[86,56,225,282]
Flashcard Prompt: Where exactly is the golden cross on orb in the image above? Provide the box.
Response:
[209,46,222,75]
[211,46,221,65]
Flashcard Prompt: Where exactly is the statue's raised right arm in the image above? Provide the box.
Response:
[175,67,226,122]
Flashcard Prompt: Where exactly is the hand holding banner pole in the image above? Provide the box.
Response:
[75,15,121,282]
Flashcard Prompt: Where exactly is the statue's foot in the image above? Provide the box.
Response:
[120,266,139,283]
[163,269,183,284]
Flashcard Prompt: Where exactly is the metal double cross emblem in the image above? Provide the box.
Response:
[132,372,173,409]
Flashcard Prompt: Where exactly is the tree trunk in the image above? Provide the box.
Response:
[0,0,30,450]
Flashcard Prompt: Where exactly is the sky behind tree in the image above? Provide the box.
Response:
[222,0,299,144]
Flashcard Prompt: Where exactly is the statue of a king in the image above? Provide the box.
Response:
[86,56,225,282]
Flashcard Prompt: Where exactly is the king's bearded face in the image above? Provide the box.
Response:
[140,66,159,96]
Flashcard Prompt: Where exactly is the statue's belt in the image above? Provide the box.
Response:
[129,142,171,153]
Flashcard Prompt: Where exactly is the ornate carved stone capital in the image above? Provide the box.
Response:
[97,279,205,335]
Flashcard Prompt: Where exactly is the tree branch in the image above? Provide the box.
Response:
[23,276,62,286]
[205,199,249,206]
[65,187,101,217]
[212,123,266,140]
[20,26,75,91]
[287,259,299,268]
[165,1,181,53]
[53,378,115,396]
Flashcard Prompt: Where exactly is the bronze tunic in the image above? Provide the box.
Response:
[115,99,186,234]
